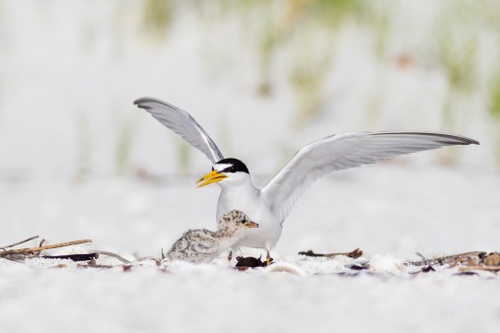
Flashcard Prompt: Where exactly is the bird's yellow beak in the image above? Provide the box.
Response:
[246,221,259,229]
[196,170,228,188]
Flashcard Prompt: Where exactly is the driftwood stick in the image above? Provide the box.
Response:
[40,253,99,262]
[92,250,131,264]
[299,248,363,259]
[0,239,92,256]
[0,235,40,250]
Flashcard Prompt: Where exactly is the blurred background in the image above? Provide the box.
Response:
[0,0,499,256]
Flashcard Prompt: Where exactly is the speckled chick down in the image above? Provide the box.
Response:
[166,210,258,263]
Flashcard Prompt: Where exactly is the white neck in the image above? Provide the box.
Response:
[216,176,260,220]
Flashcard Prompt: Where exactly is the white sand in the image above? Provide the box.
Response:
[0,1,499,332]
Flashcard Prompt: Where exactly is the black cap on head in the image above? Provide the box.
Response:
[216,158,249,174]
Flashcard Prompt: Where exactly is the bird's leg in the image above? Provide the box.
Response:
[266,251,271,266]
[227,251,233,262]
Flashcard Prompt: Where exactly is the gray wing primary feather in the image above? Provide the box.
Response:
[261,131,479,222]
[134,97,224,164]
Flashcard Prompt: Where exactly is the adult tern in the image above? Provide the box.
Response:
[135,97,478,260]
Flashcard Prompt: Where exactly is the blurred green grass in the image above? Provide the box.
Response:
[1,0,498,180]
[110,0,500,173]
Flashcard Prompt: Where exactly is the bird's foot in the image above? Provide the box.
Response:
[266,251,272,266]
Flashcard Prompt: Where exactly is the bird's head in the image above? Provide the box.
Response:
[217,210,259,237]
[196,158,250,188]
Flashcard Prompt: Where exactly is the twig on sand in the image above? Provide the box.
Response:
[91,250,131,264]
[0,235,40,250]
[1,236,159,269]
[40,253,99,262]
[0,239,92,257]
[298,248,363,259]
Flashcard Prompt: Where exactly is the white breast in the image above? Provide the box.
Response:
[216,186,282,250]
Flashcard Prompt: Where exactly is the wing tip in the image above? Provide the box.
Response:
[437,135,479,146]
[371,131,479,146]
[133,96,167,108]
[468,138,480,145]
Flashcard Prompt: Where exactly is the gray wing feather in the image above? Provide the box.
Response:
[261,132,478,222]
[134,97,224,164]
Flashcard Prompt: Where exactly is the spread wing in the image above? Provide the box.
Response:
[261,132,478,222]
[134,97,224,164]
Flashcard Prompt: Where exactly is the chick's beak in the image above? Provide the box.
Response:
[246,221,259,229]
[196,170,228,188]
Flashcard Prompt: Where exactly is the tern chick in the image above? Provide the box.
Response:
[165,210,258,263]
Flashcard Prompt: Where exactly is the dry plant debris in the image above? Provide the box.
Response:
[455,252,500,273]
[235,255,273,270]
[0,236,141,269]
[1,236,498,275]
[404,251,484,267]
[0,235,94,261]
[405,251,500,273]
[298,248,364,259]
